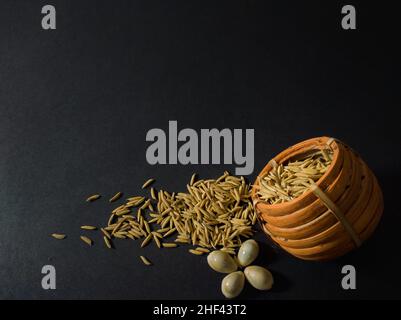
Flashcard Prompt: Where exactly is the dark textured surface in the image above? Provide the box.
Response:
[0,0,400,299]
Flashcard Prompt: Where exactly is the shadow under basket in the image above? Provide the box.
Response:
[251,137,384,261]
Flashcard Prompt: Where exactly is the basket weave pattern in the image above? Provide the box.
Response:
[252,137,384,261]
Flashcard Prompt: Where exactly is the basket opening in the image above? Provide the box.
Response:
[256,147,334,205]
[284,147,332,164]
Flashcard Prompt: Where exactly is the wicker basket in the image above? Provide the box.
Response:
[251,137,384,261]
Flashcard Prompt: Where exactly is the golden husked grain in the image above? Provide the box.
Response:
[190,173,197,186]
[103,236,112,249]
[150,187,157,200]
[257,149,333,204]
[112,205,126,214]
[80,225,97,230]
[148,217,158,224]
[140,199,151,210]
[84,171,256,258]
[153,233,161,248]
[189,249,204,255]
[126,196,145,207]
[163,228,176,238]
[126,233,135,240]
[156,227,170,234]
[162,243,178,248]
[160,208,172,216]
[109,192,123,203]
[104,225,115,231]
[139,255,152,266]
[107,214,115,226]
[125,202,135,208]
[142,178,155,189]
[143,220,151,234]
[127,196,144,202]
[175,238,190,244]
[251,212,258,225]
[221,247,236,255]
[128,229,142,238]
[114,233,126,239]
[115,209,130,216]
[160,216,171,228]
[152,231,163,239]
[51,233,66,240]
[139,215,144,229]
[80,236,93,246]
[141,233,153,248]
[86,194,100,202]
[101,228,111,240]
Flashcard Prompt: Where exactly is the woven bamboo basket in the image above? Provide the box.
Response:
[251,137,384,261]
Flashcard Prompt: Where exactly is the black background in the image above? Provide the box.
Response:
[0,0,400,300]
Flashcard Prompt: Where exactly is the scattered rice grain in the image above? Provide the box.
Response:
[142,178,155,189]
[51,233,66,240]
[109,192,123,203]
[80,236,93,246]
[139,255,152,266]
[86,194,100,202]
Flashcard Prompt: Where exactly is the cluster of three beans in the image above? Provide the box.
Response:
[207,240,274,298]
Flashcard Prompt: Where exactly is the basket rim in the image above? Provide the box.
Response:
[252,136,340,212]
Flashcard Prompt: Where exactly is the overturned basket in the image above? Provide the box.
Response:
[251,137,383,261]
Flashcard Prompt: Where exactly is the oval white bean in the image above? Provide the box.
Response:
[207,250,238,273]
[238,239,259,266]
[244,265,274,290]
[221,271,245,299]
